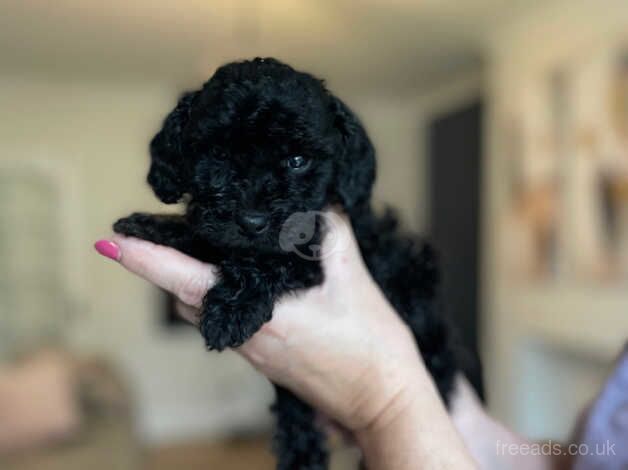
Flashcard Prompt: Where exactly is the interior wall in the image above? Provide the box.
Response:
[350,95,427,231]
[345,70,483,234]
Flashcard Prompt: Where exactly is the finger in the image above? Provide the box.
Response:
[174,300,201,325]
[100,236,217,308]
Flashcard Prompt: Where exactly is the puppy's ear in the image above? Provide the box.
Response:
[330,96,376,210]
[147,92,197,204]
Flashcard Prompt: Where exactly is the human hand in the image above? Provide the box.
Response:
[95,211,423,434]
[95,210,476,468]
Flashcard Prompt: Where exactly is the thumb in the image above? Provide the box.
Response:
[320,209,365,281]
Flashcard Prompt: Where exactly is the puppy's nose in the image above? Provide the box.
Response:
[237,211,270,235]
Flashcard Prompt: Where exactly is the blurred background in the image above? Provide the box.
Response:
[1,0,628,468]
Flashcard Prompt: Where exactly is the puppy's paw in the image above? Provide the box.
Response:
[113,213,191,249]
[113,212,159,240]
[199,291,273,351]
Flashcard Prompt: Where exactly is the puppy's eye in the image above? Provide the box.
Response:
[285,155,311,173]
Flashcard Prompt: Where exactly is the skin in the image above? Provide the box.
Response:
[101,211,561,469]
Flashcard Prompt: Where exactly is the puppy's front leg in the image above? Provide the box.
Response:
[199,262,274,351]
[199,257,324,351]
[113,213,194,253]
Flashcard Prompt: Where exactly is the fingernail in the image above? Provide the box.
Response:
[94,240,121,261]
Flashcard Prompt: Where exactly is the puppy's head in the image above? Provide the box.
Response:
[147,57,375,252]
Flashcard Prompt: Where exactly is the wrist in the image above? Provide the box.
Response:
[355,365,477,470]
[355,367,433,445]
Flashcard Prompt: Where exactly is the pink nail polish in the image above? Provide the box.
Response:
[94,240,120,261]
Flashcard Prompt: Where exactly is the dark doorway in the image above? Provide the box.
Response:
[427,100,484,399]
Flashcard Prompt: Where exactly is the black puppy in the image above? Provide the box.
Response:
[114,57,457,470]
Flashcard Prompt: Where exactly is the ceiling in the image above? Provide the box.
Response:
[0,0,542,92]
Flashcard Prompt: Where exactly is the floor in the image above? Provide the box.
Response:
[146,437,275,470]
[145,436,360,470]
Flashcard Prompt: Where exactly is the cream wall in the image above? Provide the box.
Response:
[347,70,483,234]
[351,95,427,231]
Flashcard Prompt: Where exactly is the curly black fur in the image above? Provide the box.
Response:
[113,57,457,470]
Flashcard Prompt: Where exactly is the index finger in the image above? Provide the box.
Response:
[96,236,218,308]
